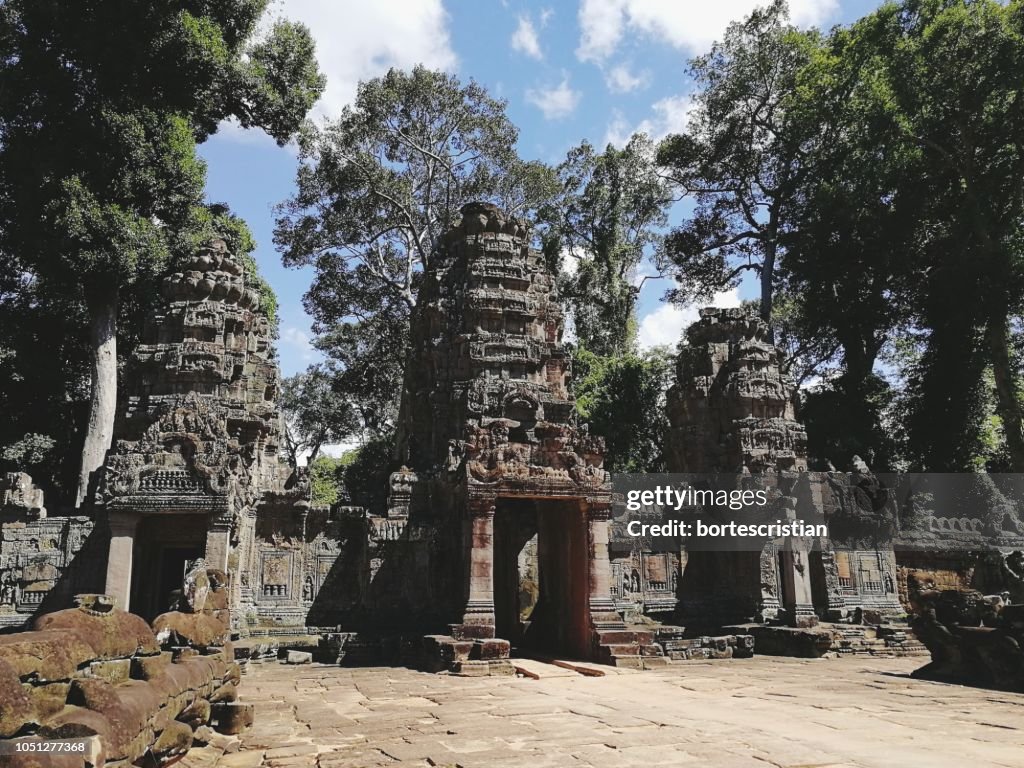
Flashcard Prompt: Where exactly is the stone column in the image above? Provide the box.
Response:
[586,501,624,634]
[779,497,818,627]
[104,511,140,611]
[205,510,233,574]
[457,497,495,637]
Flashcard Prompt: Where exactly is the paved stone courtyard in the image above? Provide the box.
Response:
[182,656,1024,768]
[178,655,1024,768]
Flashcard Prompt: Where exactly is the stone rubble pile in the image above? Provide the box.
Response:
[0,566,252,766]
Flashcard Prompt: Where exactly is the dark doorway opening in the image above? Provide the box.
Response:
[131,514,207,620]
[809,548,830,618]
[493,498,591,659]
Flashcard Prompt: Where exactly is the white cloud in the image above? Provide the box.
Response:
[637,288,741,350]
[577,0,838,63]
[605,63,649,93]
[511,15,543,59]
[280,326,315,361]
[525,75,581,119]
[603,94,693,147]
[237,0,457,128]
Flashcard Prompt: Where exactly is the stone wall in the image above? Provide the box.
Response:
[0,582,250,767]
[0,473,102,629]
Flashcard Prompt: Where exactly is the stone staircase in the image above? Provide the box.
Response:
[595,628,668,669]
[829,624,929,657]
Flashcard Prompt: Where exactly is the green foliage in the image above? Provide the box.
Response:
[0,251,92,497]
[339,434,397,515]
[658,0,822,321]
[541,134,671,357]
[275,67,557,434]
[572,346,671,473]
[280,365,360,467]
[309,455,346,507]
[0,1,322,501]
[784,0,1024,471]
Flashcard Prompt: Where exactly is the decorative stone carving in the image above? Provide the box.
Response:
[0,473,94,627]
[390,202,624,669]
[93,239,306,623]
[667,307,807,474]
[1,472,46,517]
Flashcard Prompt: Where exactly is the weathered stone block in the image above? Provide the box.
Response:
[132,651,172,680]
[86,658,131,684]
[0,629,95,681]
[33,603,158,659]
[474,638,510,660]
[0,658,34,737]
[153,612,228,650]
[211,702,254,735]
[284,650,312,665]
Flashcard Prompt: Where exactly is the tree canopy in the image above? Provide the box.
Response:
[276,66,558,436]
[0,0,323,503]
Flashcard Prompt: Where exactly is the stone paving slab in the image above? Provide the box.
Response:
[191,656,1024,768]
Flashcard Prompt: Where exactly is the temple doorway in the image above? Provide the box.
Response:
[130,514,207,621]
[493,498,591,658]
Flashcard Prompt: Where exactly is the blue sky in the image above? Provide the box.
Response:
[199,0,885,378]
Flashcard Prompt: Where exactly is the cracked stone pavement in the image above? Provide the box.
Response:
[178,656,1024,768]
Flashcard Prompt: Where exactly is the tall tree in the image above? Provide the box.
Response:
[572,346,672,473]
[779,17,923,470]
[844,0,1024,471]
[0,1,324,504]
[542,134,671,356]
[657,0,821,323]
[280,365,359,468]
[275,66,557,432]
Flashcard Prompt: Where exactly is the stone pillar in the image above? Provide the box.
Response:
[779,497,818,627]
[586,501,618,617]
[457,498,495,638]
[104,511,140,611]
[205,511,233,573]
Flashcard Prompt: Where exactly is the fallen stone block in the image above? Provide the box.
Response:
[211,702,254,735]
[284,650,312,664]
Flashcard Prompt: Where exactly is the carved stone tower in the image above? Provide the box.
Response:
[666,308,815,626]
[667,307,808,474]
[96,239,299,622]
[393,203,632,665]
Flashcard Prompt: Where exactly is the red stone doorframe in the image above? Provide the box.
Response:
[453,493,626,661]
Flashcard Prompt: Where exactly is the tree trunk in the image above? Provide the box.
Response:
[760,211,779,326]
[987,311,1024,473]
[76,286,119,508]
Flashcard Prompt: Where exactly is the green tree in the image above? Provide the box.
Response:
[822,0,1024,471]
[778,17,923,470]
[658,0,822,323]
[275,66,557,432]
[339,434,396,515]
[309,455,346,507]
[542,134,671,357]
[572,346,672,473]
[0,1,323,504]
[280,365,360,467]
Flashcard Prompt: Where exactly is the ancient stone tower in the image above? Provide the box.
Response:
[392,203,638,666]
[664,307,902,627]
[96,239,301,622]
[667,307,808,474]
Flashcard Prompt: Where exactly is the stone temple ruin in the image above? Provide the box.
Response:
[389,202,636,671]
[4,204,1024,757]
[662,309,905,631]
